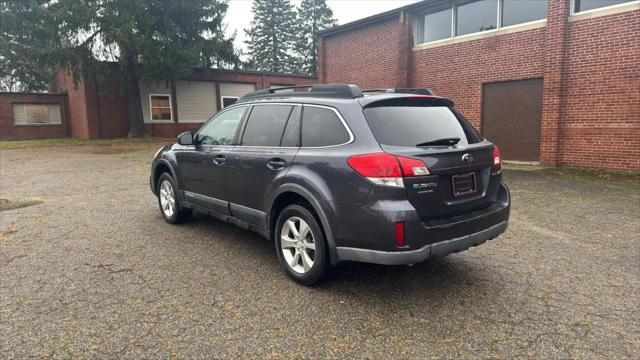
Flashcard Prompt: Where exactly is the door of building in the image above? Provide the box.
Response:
[482,78,543,161]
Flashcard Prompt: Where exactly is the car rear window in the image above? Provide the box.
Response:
[363,105,481,147]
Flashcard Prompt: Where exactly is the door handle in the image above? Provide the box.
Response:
[212,154,226,166]
[267,158,286,170]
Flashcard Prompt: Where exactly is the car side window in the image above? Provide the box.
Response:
[301,106,350,147]
[196,106,247,146]
[241,105,293,146]
[280,106,301,147]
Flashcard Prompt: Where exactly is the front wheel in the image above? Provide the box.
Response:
[275,205,330,285]
[157,173,192,224]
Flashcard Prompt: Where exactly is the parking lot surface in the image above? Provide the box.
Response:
[1,144,639,358]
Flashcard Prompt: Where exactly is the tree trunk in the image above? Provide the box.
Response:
[123,52,145,137]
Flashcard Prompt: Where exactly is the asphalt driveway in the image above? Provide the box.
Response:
[1,143,638,358]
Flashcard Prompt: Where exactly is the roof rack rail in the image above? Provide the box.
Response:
[239,84,363,101]
[362,88,435,96]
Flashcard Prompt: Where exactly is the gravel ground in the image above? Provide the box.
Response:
[1,144,639,358]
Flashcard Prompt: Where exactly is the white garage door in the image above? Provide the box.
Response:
[176,81,217,123]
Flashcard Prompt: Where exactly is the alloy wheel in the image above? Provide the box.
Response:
[280,216,316,274]
[159,180,175,218]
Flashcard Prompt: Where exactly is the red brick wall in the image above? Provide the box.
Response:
[322,16,409,88]
[319,4,640,171]
[0,93,68,140]
[57,71,93,139]
[560,10,640,170]
[410,28,547,131]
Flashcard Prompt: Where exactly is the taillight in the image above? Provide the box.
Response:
[397,157,430,177]
[493,146,502,171]
[347,153,429,188]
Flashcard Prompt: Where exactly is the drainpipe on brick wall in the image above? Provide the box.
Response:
[539,0,570,166]
[396,10,410,88]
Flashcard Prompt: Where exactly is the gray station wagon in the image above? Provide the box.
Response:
[150,84,510,285]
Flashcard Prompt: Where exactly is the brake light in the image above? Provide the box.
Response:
[493,146,502,171]
[347,153,429,188]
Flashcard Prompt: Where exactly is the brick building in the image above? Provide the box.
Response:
[1,68,315,141]
[317,0,639,171]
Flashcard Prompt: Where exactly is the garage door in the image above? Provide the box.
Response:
[482,79,543,161]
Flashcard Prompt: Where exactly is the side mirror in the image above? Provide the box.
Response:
[177,131,194,146]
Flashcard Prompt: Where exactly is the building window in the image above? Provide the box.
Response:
[456,0,498,36]
[415,0,548,46]
[502,0,548,27]
[13,104,62,125]
[221,96,238,108]
[574,0,636,13]
[149,94,172,121]
[417,7,453,43]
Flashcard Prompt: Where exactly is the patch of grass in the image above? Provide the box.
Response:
[0,137,172,150]
[538,166,640,185]
[0,198,43,212]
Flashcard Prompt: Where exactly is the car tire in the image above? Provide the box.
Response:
[157,173,192,224]
[275,204,330,286]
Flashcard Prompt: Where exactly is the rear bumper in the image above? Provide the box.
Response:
[329,182,510,265]
[335,220,507,265]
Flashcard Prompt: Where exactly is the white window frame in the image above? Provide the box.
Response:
[149,93,173,122]
[220,96,239,109]
[414,0,548,46]
[570,0,640,15]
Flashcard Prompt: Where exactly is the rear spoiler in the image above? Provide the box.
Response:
[361,95,454,108]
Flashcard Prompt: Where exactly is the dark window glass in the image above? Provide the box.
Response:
[301,107,350,147]
[363,106,481,147]
[456,0,498,36]
[197,106,246,145]
[222,97,238,108]
[241,105,293,146]
[502,0,547,27]
[281,106,301,147]
[575,0,633,12]
[419,7,452,43]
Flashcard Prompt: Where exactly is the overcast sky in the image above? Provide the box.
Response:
[225,0,421,52]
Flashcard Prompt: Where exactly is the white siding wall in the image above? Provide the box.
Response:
[175,81,217,123]
[139,81,172,122]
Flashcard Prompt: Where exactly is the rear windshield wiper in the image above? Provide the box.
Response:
[416,138,460,147]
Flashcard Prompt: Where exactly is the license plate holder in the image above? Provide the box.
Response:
[452,172,477,197]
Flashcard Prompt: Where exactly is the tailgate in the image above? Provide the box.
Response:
[382,144,501,220]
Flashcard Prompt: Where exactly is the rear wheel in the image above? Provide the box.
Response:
[275,205,329,285]
[157,173,192,224]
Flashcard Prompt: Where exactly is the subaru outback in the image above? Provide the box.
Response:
[150,84,510,285]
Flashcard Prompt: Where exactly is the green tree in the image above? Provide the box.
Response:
[294,0,336,75]
[0,0,237,137]
[0,0,63,92]
[245,0,297,73]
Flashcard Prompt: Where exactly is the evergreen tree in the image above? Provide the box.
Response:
[294,0,337,75]
[1,0,237,136]
[245,0,298,73]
